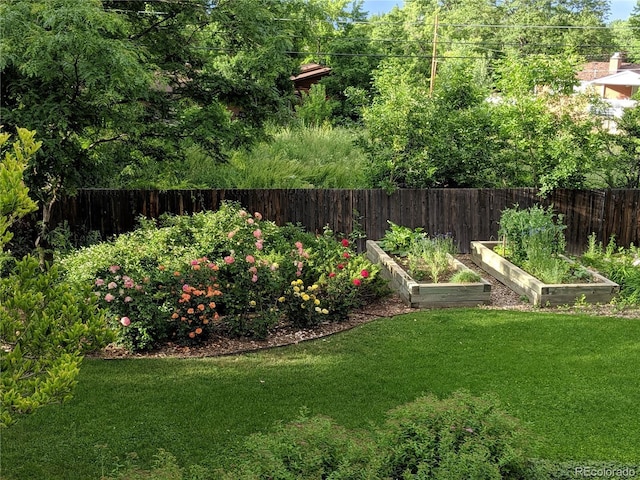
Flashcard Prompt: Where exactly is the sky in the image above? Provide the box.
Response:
[360,0,636,21]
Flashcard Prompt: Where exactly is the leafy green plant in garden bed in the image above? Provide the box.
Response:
[496,204,592,284]
[60,202,386,351]
[379,222,462,283]
[581,234,640,306]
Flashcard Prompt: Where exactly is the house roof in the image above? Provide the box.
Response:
[290,63,332,82]
[578,61,640,81]
[589,70,640,86]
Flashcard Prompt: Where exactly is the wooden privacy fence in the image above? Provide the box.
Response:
[50,188,640,254]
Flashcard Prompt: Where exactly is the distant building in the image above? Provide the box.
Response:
[577,53,639,130]
[577,53,640,100]
[291,63,332,95]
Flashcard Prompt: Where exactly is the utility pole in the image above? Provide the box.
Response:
[429,12,438,96]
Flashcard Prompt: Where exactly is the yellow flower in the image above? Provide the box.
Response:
[314,299,320,305]
[293,286,300,293]
[315,307,321,312]
[249,300,256,307]
[321,309,329,314]
[310,284,318,291]
[296,279,304,286]
[278,296,285,302]
[302,294,310,301]
[290,280,297,286]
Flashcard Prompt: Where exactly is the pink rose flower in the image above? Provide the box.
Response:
[329,272,336,278]
[104,293,115,302]
[182,284,190,292]
[352,278,362,286]
[120,317,131,326]
[341,239,350,247]
[255,241,263,250]
[245,254,255,264]
[251,274,258,283]
[246,218,254,225]
[295,241,303,249]
[107,282,117,290]
[109,265,121,274]
[224,256,235,264]
[124,296,133,303]
[254,212,263,220]
[343,252,350,259]
[227,230,236,239]
[253,229,262,239]
[95,278,105,286]
[361,269,370,278]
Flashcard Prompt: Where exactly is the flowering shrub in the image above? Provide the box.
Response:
[168,257,222,344]
[93,264,163,351]
[279,279,329,328]
[62,202,388,351]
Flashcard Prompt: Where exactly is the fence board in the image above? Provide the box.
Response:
[49,189,640,254]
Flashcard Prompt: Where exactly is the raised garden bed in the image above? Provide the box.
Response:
[366,240,492,308]
[471,241,619,307]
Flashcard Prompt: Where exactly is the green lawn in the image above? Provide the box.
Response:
[3,309,640,479]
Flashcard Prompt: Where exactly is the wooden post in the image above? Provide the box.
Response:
[429,12,438,96]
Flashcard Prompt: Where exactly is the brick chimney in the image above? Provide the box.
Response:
[609,52,623,74]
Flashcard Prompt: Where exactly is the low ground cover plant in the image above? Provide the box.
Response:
[496,204,592,284]
[60,202,386,351]
[379,222,480,283]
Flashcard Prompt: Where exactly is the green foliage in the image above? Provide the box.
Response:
[214,125,367,189]
[450,270,482,284]
[380,223,457,283]
[378,391,532,480]
[0,256,112,427]
[0,128,39,252]
[295,83,339,127]
[408,235,457,283]
[496,204,588,284]
[220,391,532,479]
[224,411,375,480]
[580,234,640,305]
[379,221,426,256]
[498,204,566,264]
[60,203,384,350]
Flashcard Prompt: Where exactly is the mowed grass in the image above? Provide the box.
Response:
[3,309,640,479]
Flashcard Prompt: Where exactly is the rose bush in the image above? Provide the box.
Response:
[60,202,388,351]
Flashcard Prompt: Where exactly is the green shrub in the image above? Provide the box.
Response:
[120,391,535,479]
[223,411,375,480]
[378,391,533,480]
[0,256,113,426]
[581,234,640,305]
